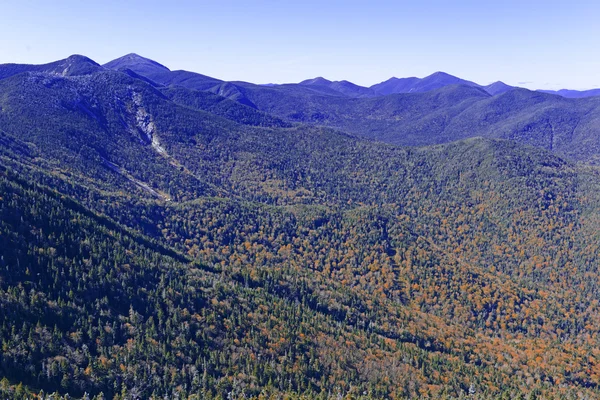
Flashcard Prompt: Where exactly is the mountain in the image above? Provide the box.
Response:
[410,71,479,92]
[105,53,600,105]
[370,72,478,95]
[204,81,257,107]
[540,88,600,98]
[299,76,332,86]
[0,54,102,80]
[299,77,376,98]
[98,54,600,164]
[103,55,497,105]
[104,53,223,92]
[238,83,489,141]
[223,81,600,164]
[103,52,169,77]
[483,80,514,95]
[160,85,291,128]
[4,54,600,399]
[371,75,515,97]
[369,76,421,95]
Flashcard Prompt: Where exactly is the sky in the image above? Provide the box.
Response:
[0,0,599,90]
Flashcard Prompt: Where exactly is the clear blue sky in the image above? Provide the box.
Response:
[1,0,598,90]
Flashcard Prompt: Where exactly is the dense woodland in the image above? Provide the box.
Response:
[2,55,600,399]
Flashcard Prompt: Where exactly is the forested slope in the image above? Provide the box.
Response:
[2,56,600,399]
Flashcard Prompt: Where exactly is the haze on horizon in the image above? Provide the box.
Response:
[0,0,598,91]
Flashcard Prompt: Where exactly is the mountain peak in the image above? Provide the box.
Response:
[429,71,453,77]
[65,54,99,66]
[423,71,464,82]
[104,53,170,73]
[416,71,478,91]
[484,81,514,96]
[370,76,421,95]
[55,54,103,76]
[299,77,333,86]
[0,54,102,80]
[297,77,375,97]
[380,77,411,83]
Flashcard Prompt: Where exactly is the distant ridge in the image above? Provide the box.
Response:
[299,76,376,98]
[369,77,421,95]
[8,52,600,101]
[370,72,480,95]
[299,77,333,86]
[102,53,524,99]
[539,88,600,99]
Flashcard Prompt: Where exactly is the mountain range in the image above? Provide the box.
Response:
[4,53,598,102]
[540,87,600,98]
[103,54,509,98]
[2,53,600,399]
[96,54,600,164]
